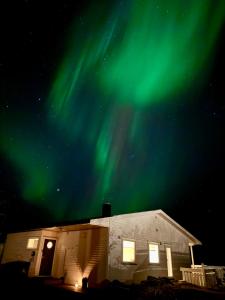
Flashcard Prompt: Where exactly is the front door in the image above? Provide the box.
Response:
[39,239,56,276]
[166,247,173,277]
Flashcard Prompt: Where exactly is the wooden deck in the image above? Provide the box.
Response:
[180,265,225,288]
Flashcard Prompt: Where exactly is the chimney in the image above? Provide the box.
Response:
[102,202,111,218]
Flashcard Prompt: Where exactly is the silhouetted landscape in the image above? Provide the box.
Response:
[1,262,225,300]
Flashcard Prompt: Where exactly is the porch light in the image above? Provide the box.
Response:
[47,241,53,249]
[74,281,79,290]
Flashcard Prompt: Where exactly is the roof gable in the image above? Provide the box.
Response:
[91,209,201,245]
[155,210,201,245]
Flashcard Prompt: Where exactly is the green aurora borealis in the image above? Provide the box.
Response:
[1,0,225,221]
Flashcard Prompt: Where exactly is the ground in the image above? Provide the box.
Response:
[1,274,225,300]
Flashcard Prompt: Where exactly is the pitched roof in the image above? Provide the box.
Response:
[6,208,202,245]
[156,209,201,245]
[91,209,202,246]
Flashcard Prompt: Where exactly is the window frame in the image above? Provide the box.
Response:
[27,238,39,249]
[148,242,160,264]
[122,239,136,264]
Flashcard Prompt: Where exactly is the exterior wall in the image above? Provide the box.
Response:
[1,226,108,286]
[0,243,4,262]
[53,227,108,287]
[91,211,191,283]
[1,230,42,276]
[1,211,194,285]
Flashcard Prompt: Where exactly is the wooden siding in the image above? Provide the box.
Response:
[1,230,42,276]
[91,211,191,282]
[1,226,108,286]
[51,227,108,287]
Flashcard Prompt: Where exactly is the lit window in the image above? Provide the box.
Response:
[149,243,159,263]
[122,240,135,263]
[27,238,39,249]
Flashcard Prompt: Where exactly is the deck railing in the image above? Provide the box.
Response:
[180,265,219,288]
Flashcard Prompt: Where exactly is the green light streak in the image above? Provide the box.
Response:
[47,0,225,213]
[0,1,224,220]
[0,132,54,202]
[99,0,225,105]
[0,116,61,218]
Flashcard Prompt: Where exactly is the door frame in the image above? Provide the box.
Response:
[38,237,57,276]
[165,246,173,277]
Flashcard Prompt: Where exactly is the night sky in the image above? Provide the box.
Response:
[0,0,225,265]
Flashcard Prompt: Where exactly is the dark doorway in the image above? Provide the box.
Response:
[39,239,56,276]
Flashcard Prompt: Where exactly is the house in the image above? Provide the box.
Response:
[1,207,201,287]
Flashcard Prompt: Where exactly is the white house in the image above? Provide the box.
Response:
[1,208,201,287]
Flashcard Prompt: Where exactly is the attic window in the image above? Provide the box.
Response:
[122,240,135,263]
[27,238,39,249]
[149,243,159,263]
